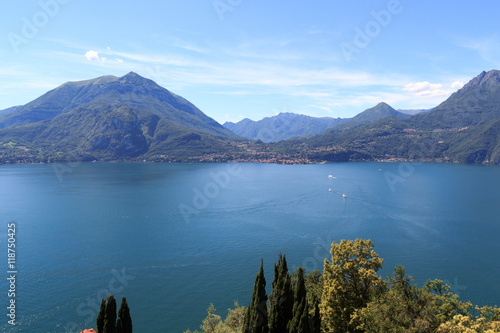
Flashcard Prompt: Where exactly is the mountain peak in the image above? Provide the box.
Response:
[124,71,140,77]
[119,71,154,85]
[464,69,500,89]
[122,71,144,80]
[375,102,392,108]
[348,102,410,124]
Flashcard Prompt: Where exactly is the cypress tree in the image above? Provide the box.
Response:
[103,294,117,333]
[287,267,310,333]
[312,303,321,333]
[116,297,133,333]
[244,259,269,333]
[269,254,294,333]
[243,306,251,333]
[96,298,106,333]
[116,318,123,333]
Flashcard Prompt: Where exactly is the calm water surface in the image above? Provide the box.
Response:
[1,162,499,332]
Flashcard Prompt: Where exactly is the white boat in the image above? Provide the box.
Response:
[343,193,348,198]
[329,188,332,192]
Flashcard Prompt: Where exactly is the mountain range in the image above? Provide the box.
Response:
[223,113,346,143]
[275,70,500,164]
[223,103,412,142]
[1,70,499,164]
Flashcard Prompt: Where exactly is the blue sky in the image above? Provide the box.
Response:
[1,0,500,123]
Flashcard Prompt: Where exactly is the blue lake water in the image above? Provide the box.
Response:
[1,162,499,332]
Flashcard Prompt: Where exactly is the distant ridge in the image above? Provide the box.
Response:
[1,70,499,164]
[275,69,500,164]
[225,102,411,142]
[224,112,346,142]
[338,102,410,129]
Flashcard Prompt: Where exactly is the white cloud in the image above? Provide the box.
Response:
[404,81,442,93]
[404,80,466,98]
[452,81,464,89]
[84,50,100,62]
[403,81,452,97]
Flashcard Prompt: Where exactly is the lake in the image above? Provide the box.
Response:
[1,162,499,332]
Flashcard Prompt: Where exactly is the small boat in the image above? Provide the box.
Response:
[328,175,333,178]
[343,194,348,198]
[329,188,332,192]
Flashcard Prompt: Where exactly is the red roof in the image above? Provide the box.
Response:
[80,330,96,333]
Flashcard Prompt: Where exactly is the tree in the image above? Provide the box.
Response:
[201,304,221,333]
[243,259,269,333]
[103,294,117,333]
[351,265,433,332]
[222,301,246,331]
[352,266,477,332]
[319,239,384,333]
[116,297,132,333]
[96,298,106,333]
[311,303,321,333]
[287,267,310,333]
[269,254,294,333]
[291,269,323,317]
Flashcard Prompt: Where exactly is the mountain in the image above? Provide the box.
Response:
[409,70,500,129]
[223,113,346,142]
[2,70,499,165]
[0,106,20,116]
[338,102,410,129]
[223,103,409,143]
[0,72,238,161]
[0,72,235,138]
[274,70,500,164]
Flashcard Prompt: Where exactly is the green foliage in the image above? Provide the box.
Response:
[244,259,269,333]
[201,304,222,333]
[103,294,117,333]
[352,265,434,332]
[194,301,246,333]
[96,298,106,333]
[287,267,310,333]
[312,304,321,333]
[223,301,246,331]
[320,239,385,333]
[117,297,132,333]
[269,254,294,333]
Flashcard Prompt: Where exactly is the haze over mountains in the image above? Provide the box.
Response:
[223,102,414,142]
[0,70,499,164]
[224,113,346,143]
